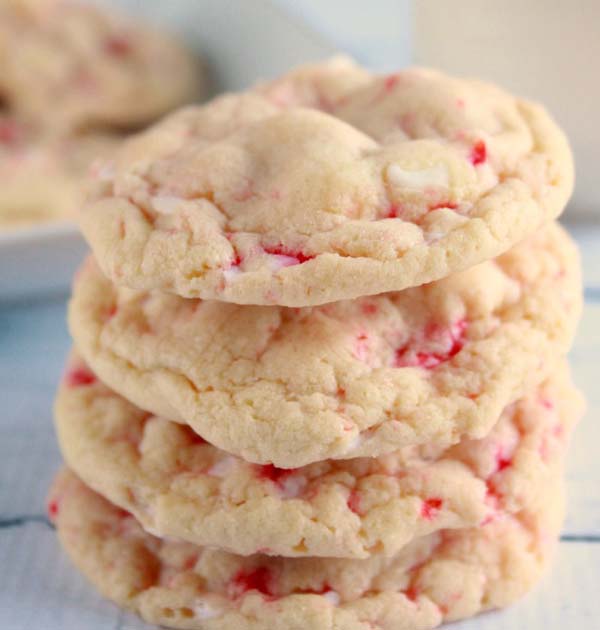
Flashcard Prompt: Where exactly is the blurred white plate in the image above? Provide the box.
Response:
[0,223,87,301]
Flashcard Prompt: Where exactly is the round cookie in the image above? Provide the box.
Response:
[0,0,203,133]
[49,469,565,630]
[0,116,118,227]
[69,223,582,467]
[79,58,573,305]
[56,355,581,559]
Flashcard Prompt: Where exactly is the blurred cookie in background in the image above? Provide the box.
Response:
[0,0,205,230]
[0,118,118,228]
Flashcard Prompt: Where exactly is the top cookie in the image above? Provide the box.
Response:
[0,0,203,133]
[80,58,573,306]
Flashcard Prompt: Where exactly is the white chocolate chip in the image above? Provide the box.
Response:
[223,266,242,283]
[207,456,237,478]
[323,590,341,606]
[280,475,307,499]
[344,434,363,453]
[425,231,445,244]
[387,163,449,189]
[266,254,299,271]
[142,523,162,538]
[193,599,222,619]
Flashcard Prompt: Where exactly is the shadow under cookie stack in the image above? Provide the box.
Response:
[49,59,584,630]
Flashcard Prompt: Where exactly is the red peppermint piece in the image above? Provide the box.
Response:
[256,464,296,486]
[229,567,273,598]
[263,244,315,264]
[495,448,512,473]
[384,204,402,219]
[347,489,363,515]
[361,302,378,316]
[47,499,60,519]
[383,74,400,92]
[65,366,97,388]
[404,585,421,602]
[394,319,468,369]
[470,140,487,166]
[420,497,443,520]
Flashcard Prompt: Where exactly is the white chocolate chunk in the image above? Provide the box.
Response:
[280,475,308,499]
[207,456,237,478]
[323,590,341,606]
[223,266,242,283]
[193,599,222,619]
[387,163,449,189]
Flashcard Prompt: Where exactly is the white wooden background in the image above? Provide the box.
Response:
[0,1,599,628]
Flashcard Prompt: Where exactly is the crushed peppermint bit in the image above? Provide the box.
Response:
[361,302,378,316]
[255,464,306,498]
[347,489,363,515]
[495,448,512,473]
[394,319,468,369]
[193,599,221,619]
[263,244,315,265]
[384,74,400,92]
[470,140,487,166]
[65,366,97,387]
[47,499,60,519]
[404,585,421,602]
[228,567,273,598]
[256,464,296,484]
[384,204,402,219]
[420,497,443,520]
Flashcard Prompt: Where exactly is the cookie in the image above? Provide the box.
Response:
[69,223,581,467]
[49,468,564,630]
[0,0,202,133]
[56,355,581,559]
[79,58,573,305]
[0,116,117,227]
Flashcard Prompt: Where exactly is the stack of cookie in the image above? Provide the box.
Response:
[0,0,202,229]
[49,59,583,630]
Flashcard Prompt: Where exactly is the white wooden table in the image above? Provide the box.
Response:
[0,220,598,630]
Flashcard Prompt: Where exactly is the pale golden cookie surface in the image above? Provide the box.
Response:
[80,58,573,305]
[69,224,581,467]
[56,356,581,559]
[49,469,565,630]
